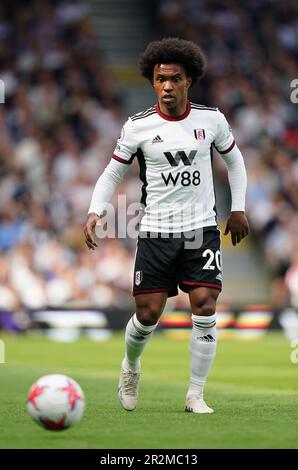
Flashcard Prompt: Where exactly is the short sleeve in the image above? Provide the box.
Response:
[112,118,138,164]
[213,110,235,154]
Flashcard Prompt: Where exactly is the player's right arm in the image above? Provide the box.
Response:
[84,118,138,250]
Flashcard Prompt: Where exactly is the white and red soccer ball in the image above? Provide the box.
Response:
[27,374,85,431]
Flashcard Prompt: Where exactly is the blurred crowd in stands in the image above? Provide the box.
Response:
[0,0,298,331]
[0,0,136,330]
[157,0,298,312]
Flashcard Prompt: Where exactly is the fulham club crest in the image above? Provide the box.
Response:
[135,271,143,286]
[194,129,205,141]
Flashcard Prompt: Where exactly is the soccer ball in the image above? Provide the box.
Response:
[27,374,85,431]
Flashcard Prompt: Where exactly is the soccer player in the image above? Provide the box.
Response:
[84,38,249,414]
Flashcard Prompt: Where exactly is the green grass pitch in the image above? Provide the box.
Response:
[0,331,297,449]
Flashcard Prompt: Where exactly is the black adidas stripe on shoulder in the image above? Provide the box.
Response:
[131,106,156,121]
[131,106,154,119]
[131,110,156,121]
[190,102,217,111]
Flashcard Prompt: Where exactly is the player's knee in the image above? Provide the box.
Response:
[135,303,162,326]
[191,296,216,317]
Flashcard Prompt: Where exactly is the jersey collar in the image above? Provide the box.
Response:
[156,99,191,121]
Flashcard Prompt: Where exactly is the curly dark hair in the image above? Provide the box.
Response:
[139,38,206,86]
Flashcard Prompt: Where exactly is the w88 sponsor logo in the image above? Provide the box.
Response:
[162,150,201,186]
[161,170,201,186]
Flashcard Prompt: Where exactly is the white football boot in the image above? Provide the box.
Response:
[184,394,214,414]
[118,364,140,411]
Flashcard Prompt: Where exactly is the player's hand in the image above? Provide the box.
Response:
[224,211,249,246]
[84,213,99,250]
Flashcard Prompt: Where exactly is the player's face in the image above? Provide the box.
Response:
[152,63,192,111]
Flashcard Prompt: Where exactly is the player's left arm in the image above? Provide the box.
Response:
[214,110,249,246]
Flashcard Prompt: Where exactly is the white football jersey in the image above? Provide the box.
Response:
[113,100,235,233]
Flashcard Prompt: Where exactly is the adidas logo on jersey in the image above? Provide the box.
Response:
[196,334,215,343]
[216,273,222,281]
[152,135,163,143]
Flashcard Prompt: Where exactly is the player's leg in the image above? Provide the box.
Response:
[123,292,167,372]
[118,291,167,411]
[178,227,222,413]
[185,286,219,414]
[119,233,178,411]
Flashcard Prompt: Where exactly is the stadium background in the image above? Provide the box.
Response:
[0,0,297,339]
[1,0,298,451]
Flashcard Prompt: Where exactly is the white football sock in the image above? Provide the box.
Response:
[123,313,158,373]
[187,313,217,397]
